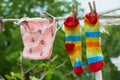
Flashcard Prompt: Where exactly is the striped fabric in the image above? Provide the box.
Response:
[64,16,83,76]
[84,12,104,72]
[66,36,81,41]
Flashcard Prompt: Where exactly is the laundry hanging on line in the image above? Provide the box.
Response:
[0,1,107,79]
[20,18,57,60]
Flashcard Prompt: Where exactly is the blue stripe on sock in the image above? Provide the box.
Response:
[88,56,104,64]
[74,61,82,67]
[85,32,100,38]
[66,36,81,41]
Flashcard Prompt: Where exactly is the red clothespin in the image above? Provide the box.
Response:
[0,18,4,32]
[72,5,78,22]
[88,1,96,17]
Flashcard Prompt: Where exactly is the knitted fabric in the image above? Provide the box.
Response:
[84,12,104,72]
[64,16,84,76]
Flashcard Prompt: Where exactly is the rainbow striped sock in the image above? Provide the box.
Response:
[64,16,84,76]
[84,12,104,72]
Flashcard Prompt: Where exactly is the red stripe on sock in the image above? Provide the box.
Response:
[64,16,79,28]
[74,66,84,76]
[88,61,104,72]
[85,12,98,24]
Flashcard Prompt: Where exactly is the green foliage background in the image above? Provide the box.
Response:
[0,0,120,80]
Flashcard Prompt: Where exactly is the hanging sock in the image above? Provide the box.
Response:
[64,16,84,76]
[84,12,104,72]
[20,18,57,60]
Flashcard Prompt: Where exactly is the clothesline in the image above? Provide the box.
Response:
[2,15,120,22]
[2,6,120,22]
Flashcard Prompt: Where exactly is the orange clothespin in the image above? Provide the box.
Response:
[72,5,78,22]
[88,1,96,17]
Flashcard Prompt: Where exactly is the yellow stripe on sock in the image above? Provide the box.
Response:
[86,38,100,42]
[87,47,102,52]
[87,52,103,58]
[70,51,82,63]
[65,30,81,36]
[74,51,82,62]
[64,24,80,32]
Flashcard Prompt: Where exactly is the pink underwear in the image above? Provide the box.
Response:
[20,18,57,60]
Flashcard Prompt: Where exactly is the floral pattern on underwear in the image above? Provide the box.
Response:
[20,18,57,60]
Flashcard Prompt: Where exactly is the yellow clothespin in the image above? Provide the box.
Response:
[43,12,54,22]
[0,18,4,32]
[72,5,78,22]
[88,1,96,17]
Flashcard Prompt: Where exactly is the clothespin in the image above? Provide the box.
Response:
[72,5,78,22]
[88,1,96,17]
[43,12,54,22]
[0,18,4,32]
[93,1,96,13]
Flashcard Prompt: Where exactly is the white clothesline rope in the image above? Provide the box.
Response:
[2,6,120,22]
